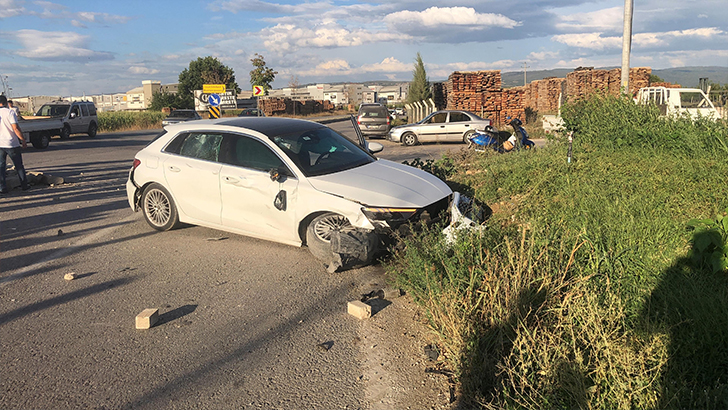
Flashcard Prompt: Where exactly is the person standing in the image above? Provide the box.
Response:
[7,100,21,118]
[0,95,30,193]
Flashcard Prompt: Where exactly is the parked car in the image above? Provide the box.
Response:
[19,100,99,148]
[238,108,264,117]
[126,117,453,263]
[162,109,202,126]
[388,110,491,146]
[357,103,391,138]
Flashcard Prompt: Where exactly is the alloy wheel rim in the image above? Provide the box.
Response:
[145,189,171,226]
[314,214,352,242]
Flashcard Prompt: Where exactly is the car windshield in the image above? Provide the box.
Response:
[169,111,197,118]
[269,126,375,177]
[36,104,70,117]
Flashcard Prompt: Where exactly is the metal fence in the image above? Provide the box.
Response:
[404,99,436,123]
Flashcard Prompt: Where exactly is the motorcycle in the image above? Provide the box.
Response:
[467,117,535,153]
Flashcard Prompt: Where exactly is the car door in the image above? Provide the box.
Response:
[162,132,223,225]
[444,111,474,142]
[418,112,448,142]
[68,104,83,133]
[218,134,300,243]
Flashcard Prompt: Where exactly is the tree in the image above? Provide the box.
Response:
[407,52,431,104]
[177,56,241,109]
[148,91,182,111]
[249,53,277,92]
[649,74,665,84]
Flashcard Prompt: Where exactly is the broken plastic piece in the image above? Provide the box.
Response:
[442,192,487,246]
[325,228,378,273]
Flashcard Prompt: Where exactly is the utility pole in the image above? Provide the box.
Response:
[522,62,530,86]
[620,0,634,94]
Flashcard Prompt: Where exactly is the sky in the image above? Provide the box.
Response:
[1,0,727,97]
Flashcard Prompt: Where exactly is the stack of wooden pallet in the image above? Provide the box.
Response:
[537,78,566,113]
[445,71,502,115]
[259,98,335,116]
[501,87,525,122]
[566,67,652,101]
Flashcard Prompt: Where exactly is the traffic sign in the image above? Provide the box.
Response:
[203,84,226,94]
[208,93,221,107]
[209,106,221,119]
[253,85,264,96]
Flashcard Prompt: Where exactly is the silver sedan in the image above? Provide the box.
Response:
[388,110,491,146]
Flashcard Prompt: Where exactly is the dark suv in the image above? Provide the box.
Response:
[357,103,390,138]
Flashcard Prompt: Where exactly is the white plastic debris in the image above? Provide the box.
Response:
[442,192,487,246]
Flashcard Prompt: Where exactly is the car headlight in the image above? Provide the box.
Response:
[362,207,417,229]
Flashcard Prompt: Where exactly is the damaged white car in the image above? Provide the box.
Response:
[126,117,461,270]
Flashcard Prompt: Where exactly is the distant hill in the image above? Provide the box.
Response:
[500,66,728,88]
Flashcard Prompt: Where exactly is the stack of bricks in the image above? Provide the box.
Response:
[537,78,566,113]
[566,67,651,101]
[524,81,539,112]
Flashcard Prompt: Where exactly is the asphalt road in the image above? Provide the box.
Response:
[0,120,464,409]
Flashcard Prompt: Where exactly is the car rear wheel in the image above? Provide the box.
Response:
[306,212,353,261]
[463,130,476,144]
[30,132,50,149]
[87,122,97,138]
[402,132,418,146]
[142,183,179,231]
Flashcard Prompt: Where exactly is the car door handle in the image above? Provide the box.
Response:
[223,175,250,187]
[440,125,445,128]
[167,166,180,172]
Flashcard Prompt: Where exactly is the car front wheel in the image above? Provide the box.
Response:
[142,183,179,231]
[402,132,418,146]
[306,212,353,261]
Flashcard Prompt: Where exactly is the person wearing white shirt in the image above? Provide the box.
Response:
[0,95,29,193]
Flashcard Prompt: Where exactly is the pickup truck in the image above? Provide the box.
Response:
[18,100,99,149]
[635,87,722,120]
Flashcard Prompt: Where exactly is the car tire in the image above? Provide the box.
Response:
[306,212,353,261]
[402,132,418,146]
[30,132,50,149]
[87,122,98,138]
[141,183,179,231]
[59,124,71,139]
[463,130,476,144]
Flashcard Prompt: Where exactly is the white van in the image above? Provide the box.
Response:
[635,87,721,120]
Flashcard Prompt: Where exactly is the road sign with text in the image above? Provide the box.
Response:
[203,84,226,94]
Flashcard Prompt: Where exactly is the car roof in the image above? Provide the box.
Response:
[214,117,325,136]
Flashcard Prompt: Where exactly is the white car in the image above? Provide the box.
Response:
[388,110,491,146]
[126,117,453,261]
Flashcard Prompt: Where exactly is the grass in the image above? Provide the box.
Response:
[97,111,167,133]
[386,93,728,409]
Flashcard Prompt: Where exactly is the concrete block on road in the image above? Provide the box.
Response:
[347,300,371,320]
[135,308,159,329]
[383,288,403,299]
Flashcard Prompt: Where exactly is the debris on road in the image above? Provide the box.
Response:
[63,272,76,281]
[57,229,64,236]
[206,237,229,241]
[135,308,159,329]
[325,229,378,273]
[347,300,372,320]
[317,341,334,352]
[442,192,488,246]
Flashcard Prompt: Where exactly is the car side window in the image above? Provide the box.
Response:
[449,112,469,123]
[428,113,447,124]
[174,133,223,162]
[220,134,290,174]
[81,105,89,117]
[71,106,80,117]
[88,104,97,116]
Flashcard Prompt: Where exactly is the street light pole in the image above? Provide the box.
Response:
[620,0,634,94]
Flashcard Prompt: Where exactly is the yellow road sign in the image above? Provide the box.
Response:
[253,85,264,96]
[209,106,221,119]
[203,84,226,94]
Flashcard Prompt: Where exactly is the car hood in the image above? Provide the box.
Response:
[307,159,452,208]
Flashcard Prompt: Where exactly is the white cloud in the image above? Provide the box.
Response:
[128,66,160,75]
[555,7,623,32]
[0,0,26,18]
[71,20,87,28]
[13,29,114,62]
[552,27,726,50]
[384,6,520,29]
[261,22,406,52]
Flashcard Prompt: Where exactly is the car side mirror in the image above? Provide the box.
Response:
[269,168,281,182]
[367,142,384,154]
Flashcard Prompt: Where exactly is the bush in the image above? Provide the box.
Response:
[386,94,728,409]
[97,111,167,133]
